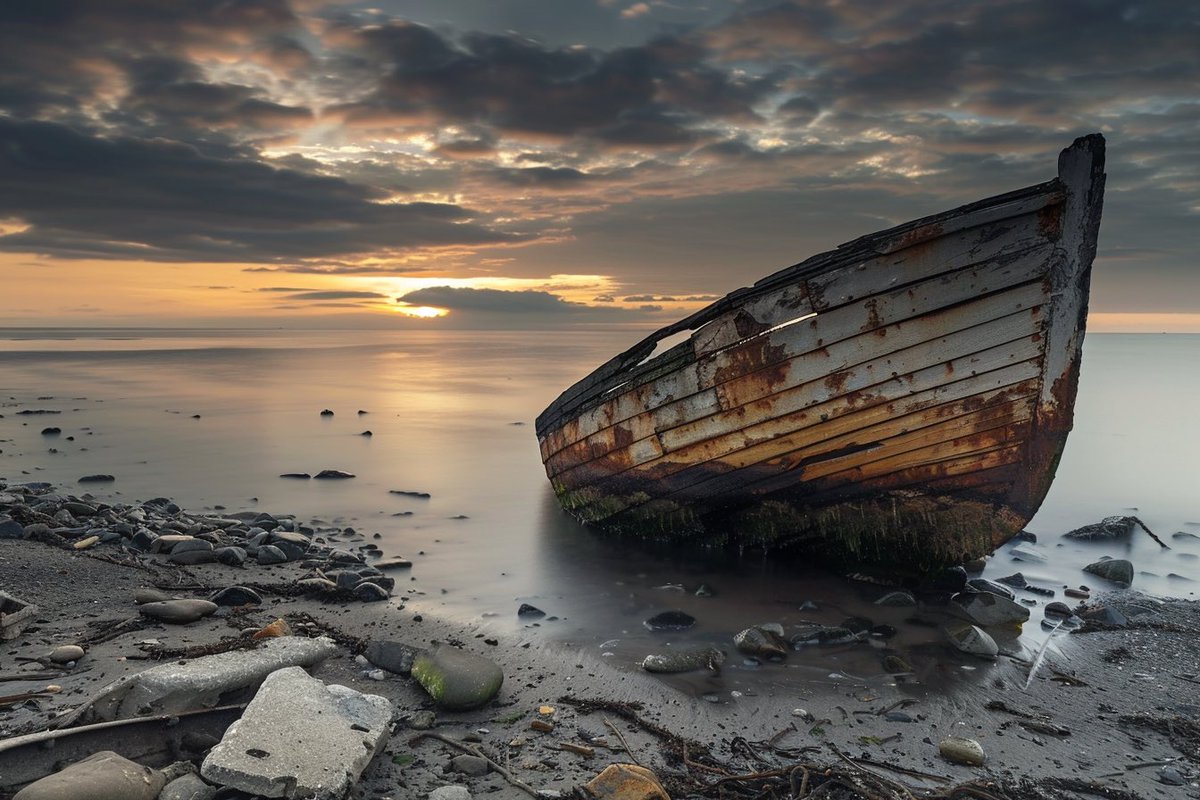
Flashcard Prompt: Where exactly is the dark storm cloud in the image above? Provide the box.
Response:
[326,21,774,144]
[0,118,527,262]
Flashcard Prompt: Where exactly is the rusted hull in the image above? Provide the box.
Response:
[536,135,1106,572]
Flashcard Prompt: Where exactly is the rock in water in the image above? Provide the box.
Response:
[200,667,392,800]
[949,591,1030,627]
[13,751,166,800]
[945,624,998,659]
[78,474,116,483]
[939,737,985,766]
[642,647,724,674]
[411,646,504,710]
[585,764,670,800]
[733,626,788,659]
[1064,516,1137,541]
[314,469,355,479]
[643,610,695,631]
[517,603,546,618]
[1083,558,1134,586]
[139,599,218,624]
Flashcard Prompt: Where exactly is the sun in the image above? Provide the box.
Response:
[394,304,449,319]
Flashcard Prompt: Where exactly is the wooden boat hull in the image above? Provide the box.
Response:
[535,135,1106,572]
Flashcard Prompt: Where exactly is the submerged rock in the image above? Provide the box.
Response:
[412,646,504,710]
[733,626,788,659]
[643,610,695,631]
[1083,558,1134,586]
[790,626,857,646]
[1064,516,1137,541]
[945,624,998,659]
[642,647,724,674]
[949,591,1030,627]
[314,469,355,479]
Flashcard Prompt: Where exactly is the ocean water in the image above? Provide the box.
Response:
[2,328,1197,698]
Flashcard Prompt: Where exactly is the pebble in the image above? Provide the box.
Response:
[409,710,437,730]
[939,737,985,766]
[945,624,998,659]
[210,586,262,606]
[256,544,288,565]
[48,644,85,663]
[139,599,219,624]
[77,474,116,483]
[642,647,725,674]
[353,581,389,602]
[448,755,490,777]
[1156,765,1186,785]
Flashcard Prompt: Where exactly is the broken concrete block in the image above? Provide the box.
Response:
[67,636,339,724]
[13,751,166,800]
[200,666,392,799]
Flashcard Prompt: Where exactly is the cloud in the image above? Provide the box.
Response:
[283,290,387,300]
[395,286,665,322]
[0,117,528,262]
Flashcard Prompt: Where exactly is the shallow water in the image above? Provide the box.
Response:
[2,328,1197,701]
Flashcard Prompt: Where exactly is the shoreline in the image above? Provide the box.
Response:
[2,478,1198,799]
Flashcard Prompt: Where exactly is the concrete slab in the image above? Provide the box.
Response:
[200,666,392,799]
[76,636,339,723]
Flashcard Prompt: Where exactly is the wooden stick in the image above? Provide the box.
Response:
[1133,516,1170,549]
[603,716,642,767]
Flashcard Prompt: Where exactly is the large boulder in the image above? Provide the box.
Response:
[1083,558,1134,586]
[1064,516,1137,541]
[411,646,503,711]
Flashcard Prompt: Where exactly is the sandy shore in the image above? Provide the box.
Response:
[2,484,1199,799]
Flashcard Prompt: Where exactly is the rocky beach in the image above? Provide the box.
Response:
[2,477,1199,800]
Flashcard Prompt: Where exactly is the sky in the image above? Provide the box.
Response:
[1,0,1197,331]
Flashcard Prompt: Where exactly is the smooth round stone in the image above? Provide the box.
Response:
[134,588,174,605]
[643,610,695,631]
[365,641,423,676]
[411,646,504,710]
[170,549,218,565]
[733,626,788,659]
[1083,558,1134,586]
[641,647,725,674]
[327,549,363,564]
[939,737,985,766]
[12,750,166,800]
[48,644,85,664]
[332,570,361,591]
[353,581,389,602]
[209,586,262,606]
[297,577,337,595]
[1044,602,1073,619]
[171,538,214,555]
[215,546,247,566]
[138,599,218,624]
[256,545,288,565]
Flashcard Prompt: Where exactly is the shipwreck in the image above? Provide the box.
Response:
[536,134,1106,572]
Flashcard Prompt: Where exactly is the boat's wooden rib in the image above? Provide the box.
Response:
[536,134,1105,571]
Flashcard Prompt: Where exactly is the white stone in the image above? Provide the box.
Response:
[201,666,392,799]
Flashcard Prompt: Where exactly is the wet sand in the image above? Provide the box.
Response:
[2,490,1198,799]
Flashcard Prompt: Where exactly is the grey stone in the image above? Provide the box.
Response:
[135,588,175,605]
[412,646,504,710]
[313,469,355,479]
[76,636,339,723]
[139,599,218,624]
[1083,558,1134,586]
[200,666,392,800]
[13,751,166,800]
[448,755,489,777]
[210,586,262,606]
[945,624,998,659]
[1010,545,1047,563]
[171,539,214,555]
[939,737,985,766]
[1064,516,1137,541]
[257,545,288,565]
[1156,765,1186,786]
[966,579,1014,600]
[353,581,389,602]
[171,549,218,565]
[215,546,247,566]
[874,590,916,607]
[790,626,857,646]
[297,578,337,595]
[949,591,1030,627]
[643,610,695,631]
[130,528,158,551]
[1081,605,1129,627]
[429,787,471,800]
[376,557,413,570]
[159,773,217,800]
[365,641,423,676]
[0,517,26,539]
[641,647,725,674]
[733,626,788,659]
[409,710,437,730]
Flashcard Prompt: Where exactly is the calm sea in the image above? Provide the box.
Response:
[2,328,1197,697]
